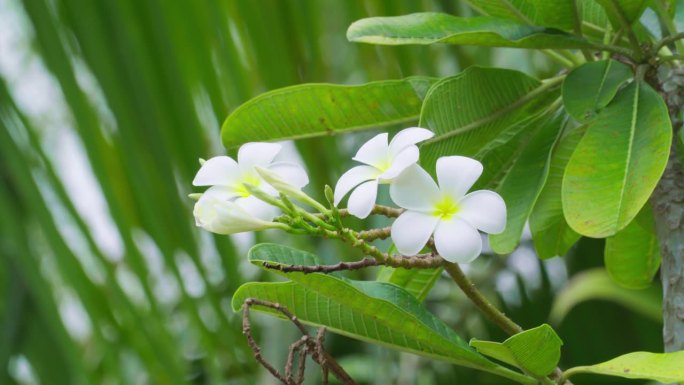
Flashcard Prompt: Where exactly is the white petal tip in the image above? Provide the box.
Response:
[348,209,370,219]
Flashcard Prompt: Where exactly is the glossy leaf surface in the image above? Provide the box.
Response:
[466,0,575,30]
[605,205,661,289]
[562,60,632,122]
[489,112,563,254]
[568,350,684,383]
[221,77,436,147]
[348,13,595,49]
[529,125,584,259]
[231,244,514,374]
[562,81,672,237]
[472,324,563,378]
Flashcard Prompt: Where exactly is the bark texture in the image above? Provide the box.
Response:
[651,145,684,352]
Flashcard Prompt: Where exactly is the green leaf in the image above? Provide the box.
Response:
[231,244,525,377]
[595,0,650,25]
[562,60,632,122]
[418,66,559,175]
[579,0,611,36]
[347,13,596,49]
[549,269,662,325]
[376,266,443,302]
[466,0,576,30]
[502,325,562,378]
[604,204,661,289]
[471,324,563,378]
[220,77,437,147]
[469,340,519,368]
[566,350,684,383]
[232,280,494,367]
[489,112,564,254]
[562,81,672,238]
[529,125,584,259]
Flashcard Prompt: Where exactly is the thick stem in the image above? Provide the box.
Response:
[262,253,443,274]
[571,0,594,62]
[606,0,643,60]
[651,145,684,352]
[443,262,524,336]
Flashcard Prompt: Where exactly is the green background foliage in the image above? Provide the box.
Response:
[0,0,672,384]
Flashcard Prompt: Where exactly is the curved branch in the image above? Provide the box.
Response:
[242,298,357,385]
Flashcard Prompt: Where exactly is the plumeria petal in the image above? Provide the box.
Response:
[334,165,379,206]
[237,142,282,169]
[192,156,240,186]
[388,127,434,158]
[391,211,440,256]
[352,133,389,167]
[347,179,378,219]
[436,156,483,198]
[193,192,219,228]
[235,195,279,222]
[457,190,507,234]
[389,164,440,212]
[194,195,278,235]
[434,218,482,263]
[267,162,309,189]
[203,185,241,201]
[379,145,419,180]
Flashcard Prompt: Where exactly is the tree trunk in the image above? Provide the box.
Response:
[651,144,684,352]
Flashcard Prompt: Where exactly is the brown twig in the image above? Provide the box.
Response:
[295,348,307,385]
[242,298,357,385]
[326,205,404,219]
[316,328,329,385]
[262,253,444,274]
[242,300,291,384]
[285,337,308,383]
[357,226,391,241]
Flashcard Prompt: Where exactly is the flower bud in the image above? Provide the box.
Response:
[193,191,279,235]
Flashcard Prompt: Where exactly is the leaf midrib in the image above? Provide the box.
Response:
[613,82,639,229]
[421,76,562,145]
[240,278,486,366]
[592,60,613,115]
[252,261,476,356]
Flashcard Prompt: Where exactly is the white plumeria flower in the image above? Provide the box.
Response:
[389,156,506,263]
[334,127,434,218]
[255,166,328,212]
[192,142,309,200]
[193,188,279,234]
[191,142,308,234]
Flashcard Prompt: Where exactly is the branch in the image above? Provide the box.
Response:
[262,253,444,274]
[606,0,643,60]
[571,0,595,61]
[242,298,357,385]
[357,226,391,241]
[654,32,684,55]
[329,205,404,218]
[442,262,523,336]
[653,0,684,54]
[441,261,570,383]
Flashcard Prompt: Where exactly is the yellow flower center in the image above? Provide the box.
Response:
[433,196,459,220]
[376,158,391,173]
[236,174,261,197]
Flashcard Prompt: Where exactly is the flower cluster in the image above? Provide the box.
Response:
[192,142,308,234]
[191,128,507,264]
